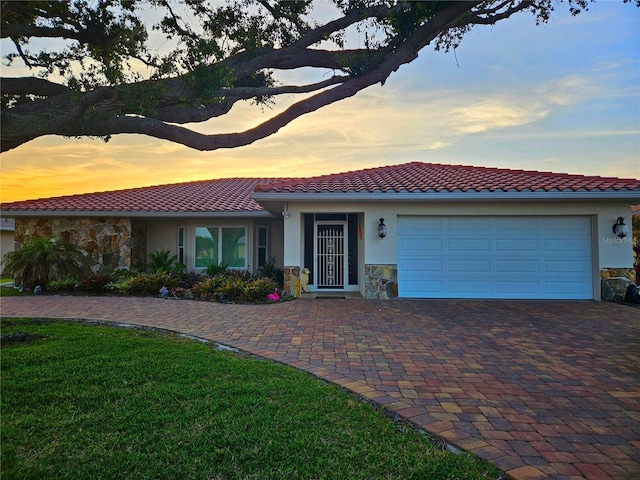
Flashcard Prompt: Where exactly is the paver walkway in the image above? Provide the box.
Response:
[1,296,639,480]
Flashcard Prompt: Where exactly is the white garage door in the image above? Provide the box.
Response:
[397,216,593,299]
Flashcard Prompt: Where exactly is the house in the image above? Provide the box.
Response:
[2,162,639,300]
[0,217,15,270]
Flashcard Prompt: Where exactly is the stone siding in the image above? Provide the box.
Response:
[364,264,398,299]
[15,217,146,273]
[283,266,301,298]
[600,268,636,302]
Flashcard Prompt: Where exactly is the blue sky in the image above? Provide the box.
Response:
[1,0,639,202]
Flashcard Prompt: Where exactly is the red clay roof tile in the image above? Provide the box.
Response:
[1,178,282,213]
[2,162,639,213]
[253,162,640,194]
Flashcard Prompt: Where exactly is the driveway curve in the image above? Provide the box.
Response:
[1,296,639,480]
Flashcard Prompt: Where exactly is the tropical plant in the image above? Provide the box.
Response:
[258,257,284,288]
[192,275,227,301]
[47,279,78,294]
[79,273,114,294]
[217,276,246,302]
[243,277,278,303]
[128,272,178,296]
[205,262,229,277]
[148,249,185,273]
[2,236,89,290]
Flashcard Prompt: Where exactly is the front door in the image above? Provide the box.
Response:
[315,223,347,290]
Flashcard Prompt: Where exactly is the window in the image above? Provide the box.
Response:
[178,227,185,264]
[195,226,246,269]
[257,227,268,268]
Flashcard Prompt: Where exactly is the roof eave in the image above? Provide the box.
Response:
[251,189,640,202]
[1,210,276,219]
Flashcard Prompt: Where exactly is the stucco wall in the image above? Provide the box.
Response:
[146,217,283,272]
[283,199,635,269]
[1,230,14,267]
[281,199,637,299]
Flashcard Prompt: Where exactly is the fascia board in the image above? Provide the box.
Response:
[252,190,640,202]
[2,210,276,219]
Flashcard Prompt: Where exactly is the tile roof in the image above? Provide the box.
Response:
[2,162,638,214]
[1,178,280,213]
[253,162,640,193]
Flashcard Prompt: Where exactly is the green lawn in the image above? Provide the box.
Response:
[1,319,501,480]
[0,286,22,296]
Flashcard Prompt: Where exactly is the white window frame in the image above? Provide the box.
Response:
[194,226,247,270]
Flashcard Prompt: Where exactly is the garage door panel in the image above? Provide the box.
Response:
[545,280,592,295]
[449,217,490,231]
[544,217,590,231]
[496,281,541,295]
[496,260,539,273]
[397,215,593,300]
[400,259,442,273]
[451,260,491,273]
[449,281,490,294]
[544,260,591,274]
[400,238,442,252]
[399,217,443,230]
[496,238,538,252]
[449,238,490,251]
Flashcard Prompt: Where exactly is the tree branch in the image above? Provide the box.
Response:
[49,2,477,151]
[1,24,84,41]
[1,77,70,97]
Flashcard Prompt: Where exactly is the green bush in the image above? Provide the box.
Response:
[175,271,206,289]
[3,236,89,289]
[258,257,284,288]
[217,275,245,302]
[205,262,228,276]
[148,250,185,273]
[47,278,78,293]
[128,272,177,296]
[107,272,177,296]
[192,275,226,301]
[79,273,113,294]
[106,277,134,295]
[242,277,278,303]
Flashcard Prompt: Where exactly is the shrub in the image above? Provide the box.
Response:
[205,262,228,276]
[3,236,89,289]
[242,277,278,303]
[217,275,246,302]
[148,250,185,273]
[47,278,78,293]
[175,270,206,289]
[107,272,177,296]
[170,287,192,299]
[257,257,284,288]
[79,273,113,294]
[106,277,134,295]
[192,275,226,301]
[128,272,178,296]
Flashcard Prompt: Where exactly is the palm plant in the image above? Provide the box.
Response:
[2,236,89,290]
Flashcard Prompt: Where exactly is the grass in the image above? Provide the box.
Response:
[1,319,501,480]
[0,286,22,296]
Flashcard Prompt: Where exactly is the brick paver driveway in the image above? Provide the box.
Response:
[1,296,639,480]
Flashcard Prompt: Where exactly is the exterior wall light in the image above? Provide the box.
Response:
[612,217,629,238]
[282,211,291,219]
[378,218,387,239]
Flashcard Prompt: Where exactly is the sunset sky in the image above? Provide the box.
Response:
[1,1,639,203]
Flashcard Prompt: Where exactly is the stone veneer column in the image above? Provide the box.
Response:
[601,267,637,302]
[283,266,301,298]
[364,264,398,299]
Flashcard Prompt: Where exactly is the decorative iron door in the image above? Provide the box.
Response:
[316,224,345,289]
